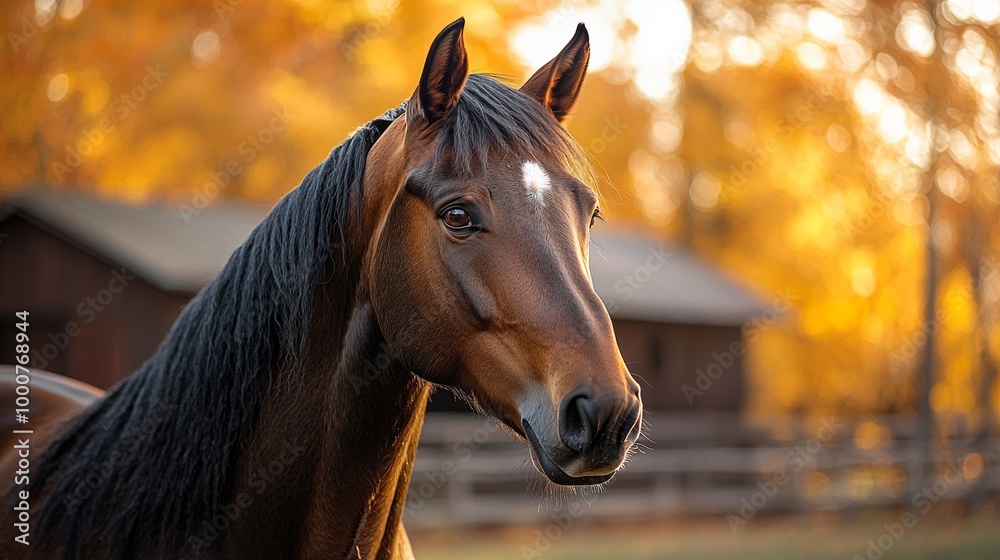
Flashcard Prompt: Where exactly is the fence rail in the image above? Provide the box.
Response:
[403,412,1000,528]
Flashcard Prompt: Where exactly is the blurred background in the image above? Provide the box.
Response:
[2,0,1000,558]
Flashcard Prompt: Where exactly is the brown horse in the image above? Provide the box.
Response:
[0,18,642,559]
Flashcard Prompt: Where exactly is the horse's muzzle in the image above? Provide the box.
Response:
[520,384,642,486]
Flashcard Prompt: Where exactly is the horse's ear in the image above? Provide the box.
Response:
[409,17,469,125]
[520,23,590,123]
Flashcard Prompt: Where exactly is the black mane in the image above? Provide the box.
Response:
[26,75,593,560]
[29,104,405,560]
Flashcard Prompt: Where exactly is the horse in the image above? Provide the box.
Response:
[0,18,642,559]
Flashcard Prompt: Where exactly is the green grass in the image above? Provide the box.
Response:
[409,515,1000,560]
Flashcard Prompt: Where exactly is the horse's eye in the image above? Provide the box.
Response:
[590,208,604,228]
[443,207,474,231]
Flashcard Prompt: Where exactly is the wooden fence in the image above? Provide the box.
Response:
[403,411,1000,528]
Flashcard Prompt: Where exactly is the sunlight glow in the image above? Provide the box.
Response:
[510,0,690,92]
[936,167,970,202]
[875,52,898,80]
[932,217,956,254]
[807,9,846,44]
[972,0,1000,22]
[851,264,875,297]
[34,0,56,19]
[852,79,884,115]
[796,41,828,71]
[989,139,1000,166]
[905,129,932,168]
[728,35,763,66]
[876,102,908,144]
[192,31,222,67]
[945,0,1000,24]
[692,39,724,73]
[825,123,852,153]
[770,5,805,44]
[47,73,70,102]
[690,172,720,211]
[948,128,978,168]
[59,0,84,20]
[627,0,692,97]
[651,115,683,153]
[837,39,869,72]
[511,15,617,73]
[629,149,679,225]
[635,68,678,101]
[510,25,568,70]
[896,7,935,58]
[627,0,692,75]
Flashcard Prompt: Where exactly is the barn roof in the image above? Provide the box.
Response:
[2,190,269,294]
[589,229,769,326]
[2,189,768,326]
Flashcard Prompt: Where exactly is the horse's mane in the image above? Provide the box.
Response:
[25,75,594,560]
[28,104,405,560]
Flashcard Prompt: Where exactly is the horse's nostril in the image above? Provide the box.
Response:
[628,378,641,399]
[617,400,642,445]
[559,393,600,454]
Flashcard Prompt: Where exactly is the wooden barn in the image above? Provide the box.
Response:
[0,189,766,412]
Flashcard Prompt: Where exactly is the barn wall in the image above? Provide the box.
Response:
[614,319,745,411]
[0,214,189,389]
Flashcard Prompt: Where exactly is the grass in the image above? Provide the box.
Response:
[409,512,1000,560]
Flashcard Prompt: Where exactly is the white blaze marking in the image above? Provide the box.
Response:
[522,161,551,202]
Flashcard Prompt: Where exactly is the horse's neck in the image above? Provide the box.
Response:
[306,301,430,559]
[225,298,428,559]
[226,121,421,558]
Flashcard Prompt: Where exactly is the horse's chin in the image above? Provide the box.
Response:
[522,420,616,486]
